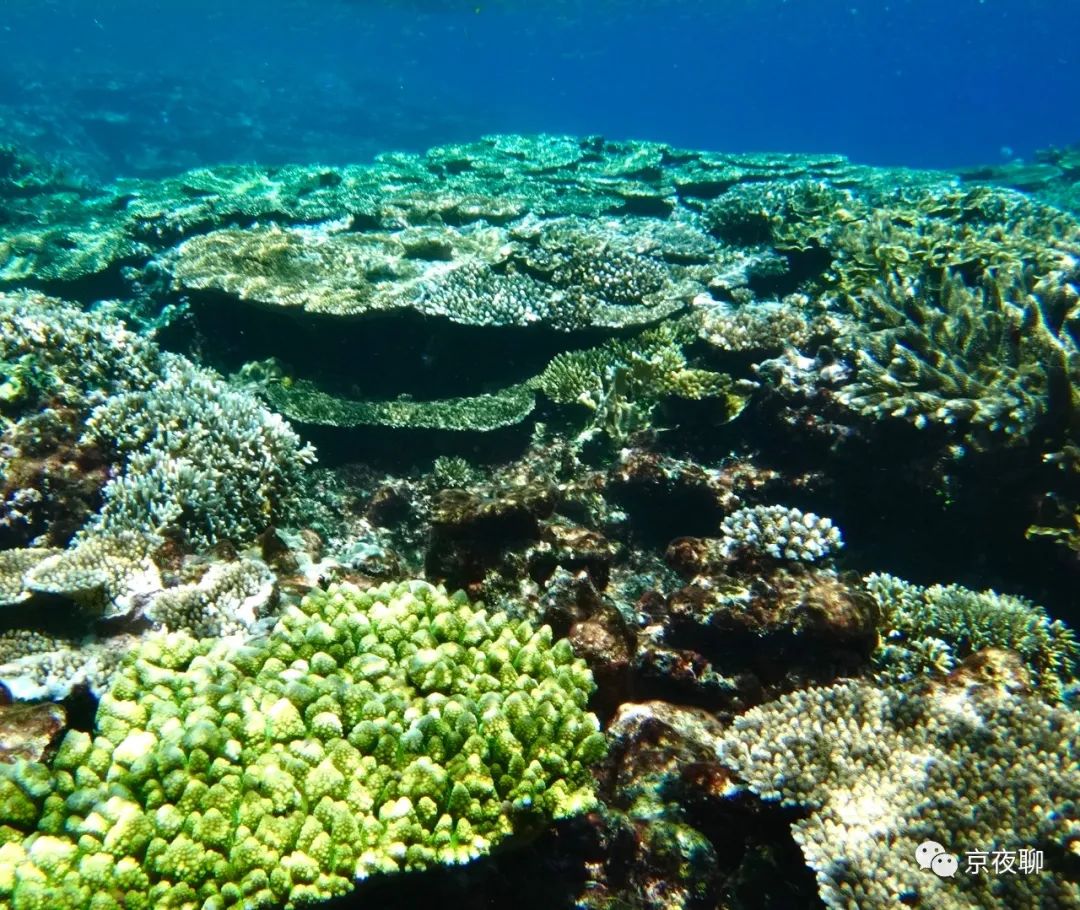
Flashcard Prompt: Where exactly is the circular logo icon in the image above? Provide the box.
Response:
[931,852,959,878]
[915,840,946,870]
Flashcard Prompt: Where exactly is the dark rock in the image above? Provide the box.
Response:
[528,522,619,589]
[425,481,556,590]
[587,700,818,910]
[366,483,414,528]
[0,701,66,764]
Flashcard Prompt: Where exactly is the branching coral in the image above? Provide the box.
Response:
[86,357,316,549]
[719,677,1080,910]
[534,323,749,443]
[719,505,843,562]
[0,291,162,415]
[0,291,316,550]
[866,572,1078,700]
[0,580,604,909]
[833,262,1078,443]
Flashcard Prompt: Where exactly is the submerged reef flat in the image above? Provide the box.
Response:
[0,135,1079,909]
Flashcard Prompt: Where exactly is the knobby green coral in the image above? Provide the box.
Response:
[0,580,604,910]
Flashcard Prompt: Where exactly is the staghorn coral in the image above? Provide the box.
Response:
[0,291,161,415]
[823,184,1080,293]
[0,291,316,551]
[866,572,1078,700]
[718,675,1080,910]
[832,262,1079,443]
[719,505,843,562]
[0,580,604,909]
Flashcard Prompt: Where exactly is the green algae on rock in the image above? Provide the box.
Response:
[0,580,604,910]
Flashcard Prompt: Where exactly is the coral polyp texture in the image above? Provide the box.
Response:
[0,580,604,909]
[718,676,1080,910]
[719,505,843,562]
[262,377,537,432]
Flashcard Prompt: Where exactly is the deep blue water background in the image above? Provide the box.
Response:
[0,0,1076,178]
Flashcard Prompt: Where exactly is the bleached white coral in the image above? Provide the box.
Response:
[0,557,276,699]
[720,504,843,561]
[145,559,275,638]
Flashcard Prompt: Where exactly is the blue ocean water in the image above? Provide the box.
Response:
[0,0,1075,177]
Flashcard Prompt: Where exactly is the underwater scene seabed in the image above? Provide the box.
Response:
[0,134,1077,909]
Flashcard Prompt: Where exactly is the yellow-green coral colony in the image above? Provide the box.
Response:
[0,580,604,910]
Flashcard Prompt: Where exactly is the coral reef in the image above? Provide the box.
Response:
[1,133,1079,910]
[0,580,603,909]
[832,263,1079,444]
[6,533,160,617]
[166,215,694,329]
[0,292,315,551]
